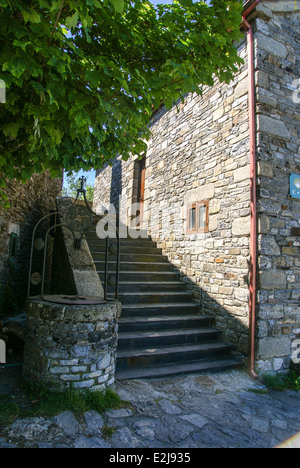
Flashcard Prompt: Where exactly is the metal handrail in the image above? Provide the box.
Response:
[28,183,121,302]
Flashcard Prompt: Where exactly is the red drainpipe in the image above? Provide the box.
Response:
[242,0,260,379]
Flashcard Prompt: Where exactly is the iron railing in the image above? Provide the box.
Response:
[28,177,120,302]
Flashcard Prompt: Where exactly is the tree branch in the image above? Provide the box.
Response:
[48,0,65,45]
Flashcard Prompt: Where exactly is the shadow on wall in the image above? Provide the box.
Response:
[95,159,123,221]
[102,158,250,358]
[110,160,122,219]
[170,257,251,355]
[104,159,250,355]
[200,288,249,356]
[50,224,77,296]
[0,208,55,318]
[100,228,250,359]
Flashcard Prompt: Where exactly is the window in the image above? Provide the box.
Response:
[9,233,18,263]
[188,204,197,232]
[187,201,209,234]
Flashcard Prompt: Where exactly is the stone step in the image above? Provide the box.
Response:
[91,252,168,263]
[86,238,158,249]
[116,357,243,380]
[116,342,232,370]
[117,328,220,350]
[118,315,210,332]
[90,245,163,255]
[86,228,239,381]
[114,281,187,293]
[95,261,174,272]
[127,229,149,239]
[98,271,180,283]
[117,291,194,305]
[120,302,202,317]
[86,228,149,239]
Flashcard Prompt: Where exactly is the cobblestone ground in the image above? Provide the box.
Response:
[1,370,300,448]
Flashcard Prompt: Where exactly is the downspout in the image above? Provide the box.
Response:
[242,0,260,379]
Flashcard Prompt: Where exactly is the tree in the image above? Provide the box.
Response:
[0,0,243,185]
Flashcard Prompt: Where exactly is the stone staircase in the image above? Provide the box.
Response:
[85,228,242,380]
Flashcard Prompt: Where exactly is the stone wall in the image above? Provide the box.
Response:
[0,172,62,316]
[94,35,251,354]
[93,2,300,370]
[23,298,121,391]
[143,44,251,355]
[94,158,133,227]
[254,2,300,372]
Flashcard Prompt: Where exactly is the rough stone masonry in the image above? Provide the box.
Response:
[93,2,300,374]
[23,298,122,391]
[0,172,62,319]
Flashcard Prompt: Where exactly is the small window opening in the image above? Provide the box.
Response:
[9,233,18,263]
[189,204,196,232]
[187,201,209,234]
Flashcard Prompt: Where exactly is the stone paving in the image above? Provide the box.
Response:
[0,369,300,448]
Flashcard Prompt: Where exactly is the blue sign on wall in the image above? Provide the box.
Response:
[290,174,300,199]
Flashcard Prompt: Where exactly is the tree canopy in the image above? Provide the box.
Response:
[0,0,243,184]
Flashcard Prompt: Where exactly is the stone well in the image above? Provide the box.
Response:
[23,298,121,391]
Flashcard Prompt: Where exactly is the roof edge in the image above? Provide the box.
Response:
[243,0,258,14]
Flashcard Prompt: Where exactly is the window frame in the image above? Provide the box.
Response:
[9,232,18,263]
[187,200,209,234]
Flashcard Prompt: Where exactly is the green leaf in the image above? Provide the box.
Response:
[118,78,129,93]
[22,9,41,24]
[109,0,124,13]
[75,111,89,127]
[3,59,27,78]
[183,77,194,92]
[65,12,79,29]
[177,0,193,7]
[49,166,63,178]
[85,70,102,87]
[31,82,46,94]
[51,128,62,145]
[0,0,244,182]
[3,122,20,139]
[12,40,31,51]
[86,0,101,6]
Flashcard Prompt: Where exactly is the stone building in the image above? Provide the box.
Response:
[93,1,300,374]
[0,173,62,317]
